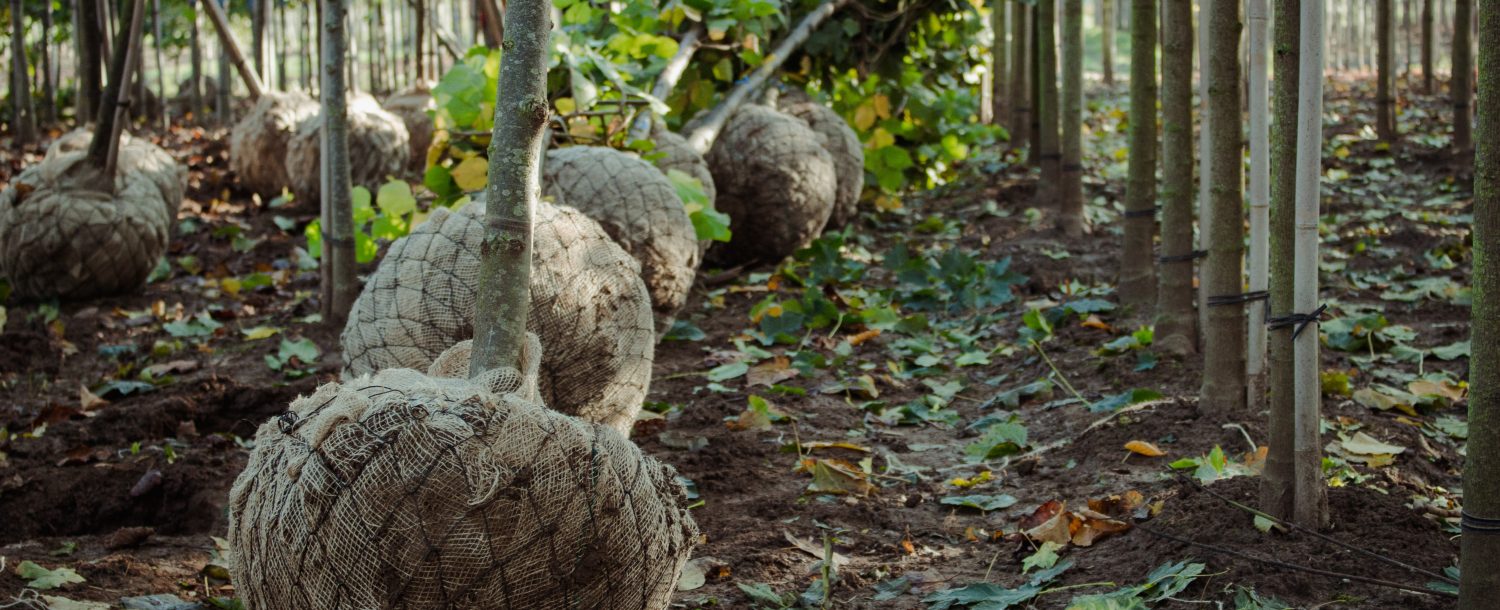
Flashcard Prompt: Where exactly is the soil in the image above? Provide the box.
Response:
[0,75,1470,609]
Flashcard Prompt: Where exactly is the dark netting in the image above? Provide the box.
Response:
[383,83,436,173]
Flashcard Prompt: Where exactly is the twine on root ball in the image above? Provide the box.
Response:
[286,93,411,204]
[542,146,700,335]
[228,91,320,199]
[227,337,699,610]
[340,198,654,436]
[703,105,837,268]
[45,128,187,221]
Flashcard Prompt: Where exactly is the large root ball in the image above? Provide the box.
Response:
[542,146,699,332]
[341,198,654,435]
[383,83,435,173]
[45,128,187,220]
[286,93,411,203]
[0,152,172,299]
[778,94,865,230]
[228,91,319,199]
[703,105,837,267]
[648,122,716,204]
[227,342,699,610]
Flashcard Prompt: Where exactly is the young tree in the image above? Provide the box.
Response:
[1246,0,1270,411]
[1011,2,1031,147]
[1200,0,1245,417]
[1058,0,1084,236]
[1378,0,1397,141]
[1156,0,1195,354]
[991,2,1008,128]
[1290,0,1329,528]
[10,0,38,144]
[1035,0,1060,207]
[40,0,57,125]
[153,0,169,129]
[470,0,548,373]
[190,0,205,122]
[1101,0,1115,86]
[1460,3,1498,603]
[1423,0,1434,92]
[1196,0,1211,338]
[1121,0,1155,306]
[1453,0,1472,152]
[1261,0,1301,522]
[320,0,357,326]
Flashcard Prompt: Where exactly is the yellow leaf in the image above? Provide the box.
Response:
[1409,379,1465,401]
[872,94,891,119]
[220,277,242,297]
[1124,440,1165,457]
[241,326,281,341]
[847,328,882,346]
[554,97,576,114]
[426,131,450,169]
[1080,314,1112,331]
[874,194,903,211]
[869,127,895,149]
[1335,146,1350,159]
[853,104,877,131]
[451,157,490,191]
[948,470,993,488]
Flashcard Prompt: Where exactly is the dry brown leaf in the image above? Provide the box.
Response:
[847,328,882,346]
[747,356,797,387]
[1080,314,1113,331]
[79,385,109,411]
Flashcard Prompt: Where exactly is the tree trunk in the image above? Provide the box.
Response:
[1377,0,1397,140]
[991,1,1008,129]
[87,0,144,179]
[1035,0,1060,207]
[79,0,103,123]
[1200,0,1245,418]
[1460,2,1499,604]
[1012,2,1031,147]
[1423,0,1434,92]
[1121,0,1156,305]
[1452,0,1472,151]
[202,0,266,100]
[1156,0,1196,355]
[320,0,357,327]
[415,0,426,80]
[1102,0,1115,86]
[277,0,288,91]
[470,0,549,374]
[1196,0,1212,340]
[41,0,57,125]
[1290,0,1329,529]
[1058,0,1085,236]
[1030,7,1042,158]
[190,1,204,122]
[1261,0,1300,522]
[10,0,38,144]
[1246,0,1270,412]
[1404,0,1413,78]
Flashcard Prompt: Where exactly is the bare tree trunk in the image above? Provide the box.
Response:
[1423,0,1434,92]
[1196,0,1212,340]
[1102,0,1115,86]
[1404,0,1413,79]
[415,0,426,80]
[1030,7,1042,158]
[1011,2,1031,148]
[1121,0,1156,306]
[470,0,549,374]
[1058,0,1085,236]
[1452,0,1472,151]
[320,0,357,327]
[1290,0,1329,529]
[1200,0,1246,418]
[251,0,267,82]
[1459,4,1499,603]
[87,0,145,178]
[277,0,288,91]
[153,0,167,129]
[190,1,204,122]
[1378,0,1397,141]
[990,1,1008,128]
[1262,0,1301,523]
[1035,0,1060,207]
[1156,0,1196,355]
[41,0,57,125]
[10,0,38,143]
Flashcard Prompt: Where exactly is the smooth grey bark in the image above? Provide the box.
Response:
[469,0,550,374]
[10,0,37,143]
[1121,0,1156,308]
[77,0,102,123]
[1459,4,1498,605]
[1200,0,1246,418]
[320,0,357,327]
[251,0,267,81]
[1156,0,1195,355]
[277,0,288,91]
[1261,0,1300,522]
[1452,0,1472,151]
[1058,0,1084,236]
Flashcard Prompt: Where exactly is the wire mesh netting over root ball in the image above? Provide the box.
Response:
[383,83,435,173]
[776,90,865,231]
[0,151,173,299]
[286,93,412,204]
[44,129,187,221]
[229,91,320,199]
[340,198,654,436]
[703,104,837,268]
[227,338,699,610]
[542,146,700,335]
[647,122,717,205]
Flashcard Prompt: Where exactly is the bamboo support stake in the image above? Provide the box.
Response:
[1196,0,1212,342]
[1246,0,1269,412]
[1291,0,1328,529]
[201,0,265,99]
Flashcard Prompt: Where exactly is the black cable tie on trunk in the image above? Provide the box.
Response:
[1207,291,1270,307]
[1157,249,1207,263]
[1266,303,1329,340]
[1122,207,1158,219]
[1463,511,1500,534]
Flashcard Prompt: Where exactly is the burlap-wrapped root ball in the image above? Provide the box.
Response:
[227,339,699,610]
[777,94,865,230]
[383,83,435,173]
[286,93,411,203]
[0,152,172,299]
[45,128,187,220]
[228,91,319,198]
[647,122,716,204]
[703,105,837,267]
[341,198,654,435]
[543,146,699,334]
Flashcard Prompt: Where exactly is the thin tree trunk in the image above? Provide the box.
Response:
[10,0,38,143]
[1121,0,1156,305]
[1423,0,1434,92]
[41,0,57,124]
[470,0,549,374]
[1291,0,1329,529]
[1058,0,1085,236]
[1246,0,1270,412]
[1196,0,1212,339]
[190,1,203,122]
[1459,2,1498,604]
[321,0,357,327]
[153,0,167,129]
[1200,0,1245,418]
[1035,0,1060,208]
[415,0,426,80]
[1262,0,1301,523]
[277,0,288,91]
[1031,7,1042,158]
[1377,0,1397,140]
[87,0,144,178]
[1011,2,1031,147]
[990,1,1008,128]
[1404,0,1413,79]
[1452,0,1471,151]
[252,0,266,82]
[1157,0,1196,355]
[302,0,313,91]
[1102,0,1115,86]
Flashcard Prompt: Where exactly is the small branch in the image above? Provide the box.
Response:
[86,0,145,179]
[1029,340,1089,406]
[404,0,462,61]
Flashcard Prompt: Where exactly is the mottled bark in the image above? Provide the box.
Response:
[1156,0,1195,355]
[321,0,357,327]
[1378,0,1397,141]
[1261,0,1300,522]
[1102,0,1115,86]
[991,1,1009,129]
[1452,0,1472,151]
[1200,0,1246,417]
[1121,0,1156,307]
[1035,0,1060,207]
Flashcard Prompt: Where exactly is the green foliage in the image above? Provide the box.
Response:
[306,180,420,264]
[15,560,85,589]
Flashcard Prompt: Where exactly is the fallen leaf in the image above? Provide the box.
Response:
[40,596,109,610]
[1080,314,1112,331]
[799,441,872,453]
[1341,431,1407,456]
[1409,379,1465,402]
[747,356,797,387]
[142,359,198,378]
[783,531,850,567]
[1124,440,1165,457]
[799,458,876,496]
[15,560,85,589]
[940,494,1019,512]
[847,328,882,346]
[78,385,108,411]
[1023,505,1073,546]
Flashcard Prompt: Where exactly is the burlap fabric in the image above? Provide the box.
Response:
[0,152,172,299]
[286,93,412,203]
[647,122,716,204]
[703,105,837,267]
[227,338,698,610]
[542,146,699,334]
[777,92,865,230]
[383,83,436,173]
[44,128,186,221]
[341,198,654,435]
[229,91,320,199]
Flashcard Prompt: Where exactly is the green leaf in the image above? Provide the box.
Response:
[376,180,417,216]
[1089,388,1164,413]
[706,361,750,382]
[277,338,321,365]
[663,319,706,341]
[16,560,86,589]
[940,494,1019,512]
[964,418,1028,462]
[1139,560,1206,602]
[923,583,1040,610]
[1020,541,1062,574]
